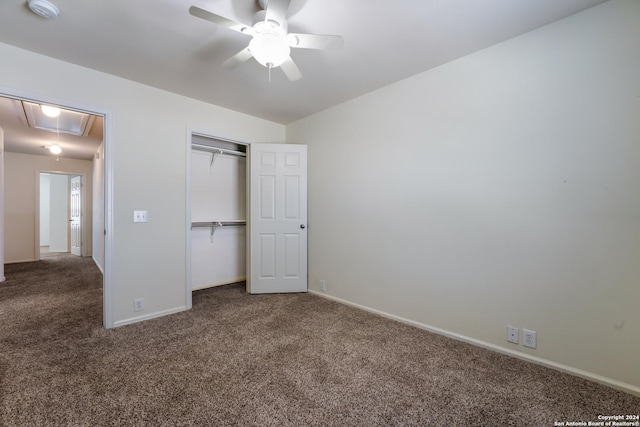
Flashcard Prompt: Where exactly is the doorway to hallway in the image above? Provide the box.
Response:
[0,88,113,327]
[38,173,84,259]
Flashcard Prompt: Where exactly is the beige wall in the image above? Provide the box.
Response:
[4,152,93,263]
[0,41,285,327]
[288,0,640,393]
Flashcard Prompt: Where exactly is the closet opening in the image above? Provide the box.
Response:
[188,133,248,298]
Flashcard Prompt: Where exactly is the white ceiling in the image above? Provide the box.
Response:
[0,0,607,157]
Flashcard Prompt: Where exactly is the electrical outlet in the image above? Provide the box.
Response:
[523,329,537,348]
[507,326,519,344]
[134,298,144,312]
[133,210,148,223]
[319,280,326,292]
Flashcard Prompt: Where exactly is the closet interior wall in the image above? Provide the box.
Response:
[190,135,247,290]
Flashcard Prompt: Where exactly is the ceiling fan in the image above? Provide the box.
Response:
[189,0,343,81]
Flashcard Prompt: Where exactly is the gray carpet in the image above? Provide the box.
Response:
[1,254,638,426]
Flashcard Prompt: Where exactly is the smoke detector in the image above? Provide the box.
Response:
[27,0,60,19]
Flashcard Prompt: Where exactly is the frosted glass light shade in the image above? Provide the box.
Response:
[49,145,62,154]
[249,32,290,68]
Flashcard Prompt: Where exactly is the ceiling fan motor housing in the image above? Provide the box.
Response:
[253,9,287,31]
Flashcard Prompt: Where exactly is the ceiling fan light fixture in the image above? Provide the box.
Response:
[49,144,62,155]
[189,3,343,82]
[249,32,290,68]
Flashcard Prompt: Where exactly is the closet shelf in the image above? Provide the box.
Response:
[192,143,247,157]
[191,221,246,229]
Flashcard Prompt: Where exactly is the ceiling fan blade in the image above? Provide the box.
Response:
[222,47,253,69]
[280,56,302,81]
[189,6,253,35]
[264,0,290,27]
[287,33,344,50]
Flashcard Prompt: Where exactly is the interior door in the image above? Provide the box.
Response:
[70,176,82,256]
[248,143,307,294]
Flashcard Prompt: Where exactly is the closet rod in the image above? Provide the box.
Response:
[191,143,247,157]
[191,221,247,228]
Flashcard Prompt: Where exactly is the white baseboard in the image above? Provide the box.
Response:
[92,255,105,275]
[309,290,640,397]
[5,258,37,264]
[112,306,188,328]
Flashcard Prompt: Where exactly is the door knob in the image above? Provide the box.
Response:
[300,224,306,229]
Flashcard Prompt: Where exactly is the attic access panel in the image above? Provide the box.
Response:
[21,101,95,136]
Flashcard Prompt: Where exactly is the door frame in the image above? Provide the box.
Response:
[185,127,251,309]
[35,172,86,258]
[0,86,114,328]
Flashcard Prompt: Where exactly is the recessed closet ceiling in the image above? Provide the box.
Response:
[0,0,607,124]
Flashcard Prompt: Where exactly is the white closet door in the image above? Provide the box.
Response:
[248,144,307,294]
